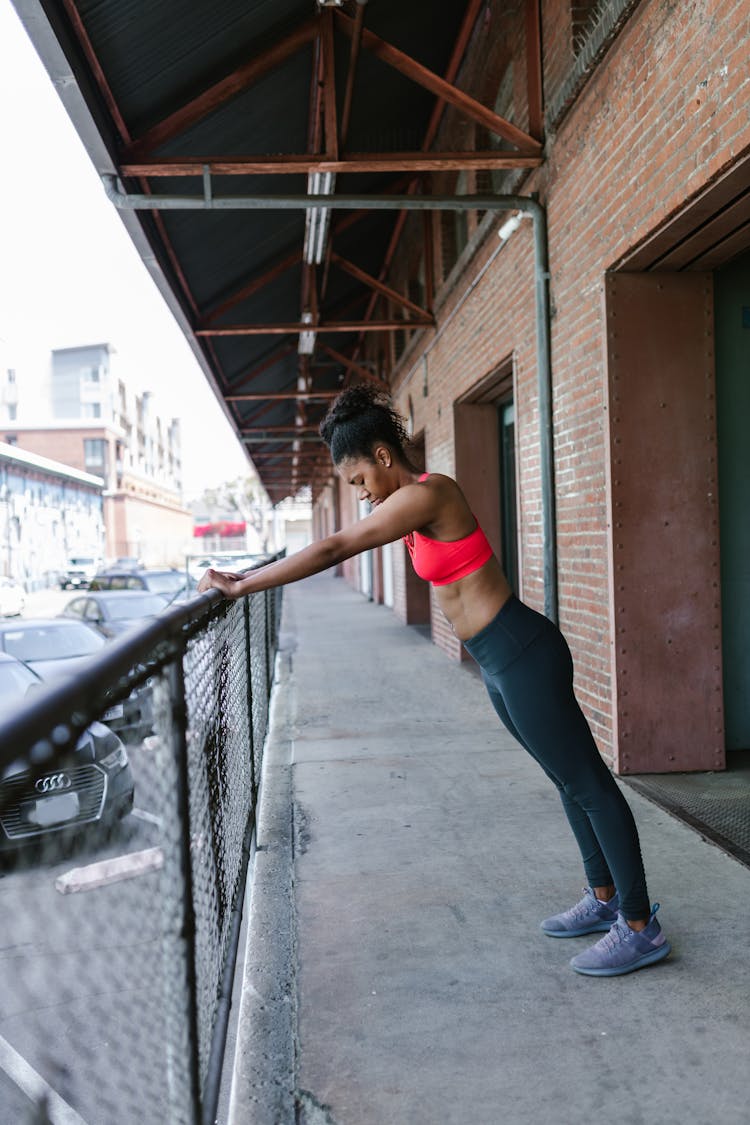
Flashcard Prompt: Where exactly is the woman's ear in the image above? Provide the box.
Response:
[374,444,392,468]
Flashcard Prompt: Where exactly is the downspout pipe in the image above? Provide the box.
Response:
[518,198,557,624]
[102,177,557,621]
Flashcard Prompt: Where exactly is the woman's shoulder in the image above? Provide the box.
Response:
[418,472,465,501]
[418,471,457,487]
[414,473,473,527]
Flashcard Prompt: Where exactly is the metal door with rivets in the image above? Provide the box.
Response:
[604,272,724,774]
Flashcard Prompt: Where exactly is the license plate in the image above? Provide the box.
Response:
[102,704,124,721]
[29,793,80,826]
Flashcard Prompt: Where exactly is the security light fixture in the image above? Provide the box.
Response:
[497,212,525,241]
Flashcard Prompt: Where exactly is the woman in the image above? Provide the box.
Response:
[198,385,670,977]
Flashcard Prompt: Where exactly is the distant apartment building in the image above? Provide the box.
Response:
[0,440,103,588]
[6,343,192,566]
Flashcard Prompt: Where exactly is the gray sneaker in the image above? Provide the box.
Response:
[570,905,671,976]
[540,886,620,937]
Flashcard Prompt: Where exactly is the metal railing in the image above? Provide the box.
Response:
[0,556,283,1125]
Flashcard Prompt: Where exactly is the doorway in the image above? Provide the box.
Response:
[715,251,750,751]
[454,357,518,596]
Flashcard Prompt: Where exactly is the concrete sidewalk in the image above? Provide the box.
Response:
[229,576,749,1125]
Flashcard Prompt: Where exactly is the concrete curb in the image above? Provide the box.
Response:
[227,632,298,1125]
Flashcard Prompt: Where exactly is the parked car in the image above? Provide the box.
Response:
[0,576,25,617]
[187,555,259,584]
[0,618,152,744]
[0,652,134,850]
[58,556,102,590]
[111,556,142,570]
[90,567,194,602]
[62,590,168,638]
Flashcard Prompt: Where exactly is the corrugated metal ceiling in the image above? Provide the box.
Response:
[23,0,533,498]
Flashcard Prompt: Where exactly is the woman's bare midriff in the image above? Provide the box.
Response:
[434,556,513,641]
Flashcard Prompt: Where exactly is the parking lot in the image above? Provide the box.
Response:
[0,587,175,1123]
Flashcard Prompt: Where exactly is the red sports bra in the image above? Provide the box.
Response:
[403,474,494,587]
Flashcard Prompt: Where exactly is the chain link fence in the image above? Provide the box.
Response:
[0,559,283,1125]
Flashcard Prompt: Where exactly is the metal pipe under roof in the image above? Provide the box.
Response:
[101,177,557,622]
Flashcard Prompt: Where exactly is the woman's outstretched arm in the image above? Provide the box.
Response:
[197,480,436,600]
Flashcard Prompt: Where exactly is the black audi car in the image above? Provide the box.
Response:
[0,653,134,850]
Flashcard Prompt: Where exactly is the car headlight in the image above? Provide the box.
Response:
[100,744,129,771]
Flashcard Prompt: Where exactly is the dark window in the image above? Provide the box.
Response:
[83,438,106,471]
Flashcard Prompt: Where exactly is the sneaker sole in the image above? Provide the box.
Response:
[540,919,615,938]
[570,941,672,976]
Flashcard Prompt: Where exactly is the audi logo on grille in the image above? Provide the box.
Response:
[35,773,73,793]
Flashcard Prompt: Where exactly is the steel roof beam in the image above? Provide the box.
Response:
[202,250,302,326]
[196,320,431,336]
[339,0,367,149]
[249,452,328,461]
[225,392,338,401]
[330,252,432,321]
[225,343,297,392]
[123,18,318,160]
[423,0,487,151]
[121,152,541,176]
[318,343,386,388]
[335,10,541,155]
[321,9,339,161]
[241,435,323,443]
[338,0,487,376]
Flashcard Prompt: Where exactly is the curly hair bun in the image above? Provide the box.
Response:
[320,384,386,435]
[319,382,412,465]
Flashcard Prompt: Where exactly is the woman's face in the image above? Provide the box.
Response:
[336,447,397,508]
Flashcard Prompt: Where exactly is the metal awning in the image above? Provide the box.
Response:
[15,0,544,500]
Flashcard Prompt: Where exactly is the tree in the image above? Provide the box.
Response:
[192,475,270,550]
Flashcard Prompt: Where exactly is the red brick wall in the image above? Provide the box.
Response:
[540,0,748,756]
[9,427,115,482]
[313,0,750,763]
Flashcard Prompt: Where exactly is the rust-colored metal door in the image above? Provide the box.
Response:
[605,272,724,774]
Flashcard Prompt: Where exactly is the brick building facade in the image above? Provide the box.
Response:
[7,344,193,566]
[9,422,193,567]
[313,0,750,775]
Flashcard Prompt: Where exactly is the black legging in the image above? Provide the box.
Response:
[463,595,650,920]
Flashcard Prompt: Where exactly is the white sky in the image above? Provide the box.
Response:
[0,0,253,500]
